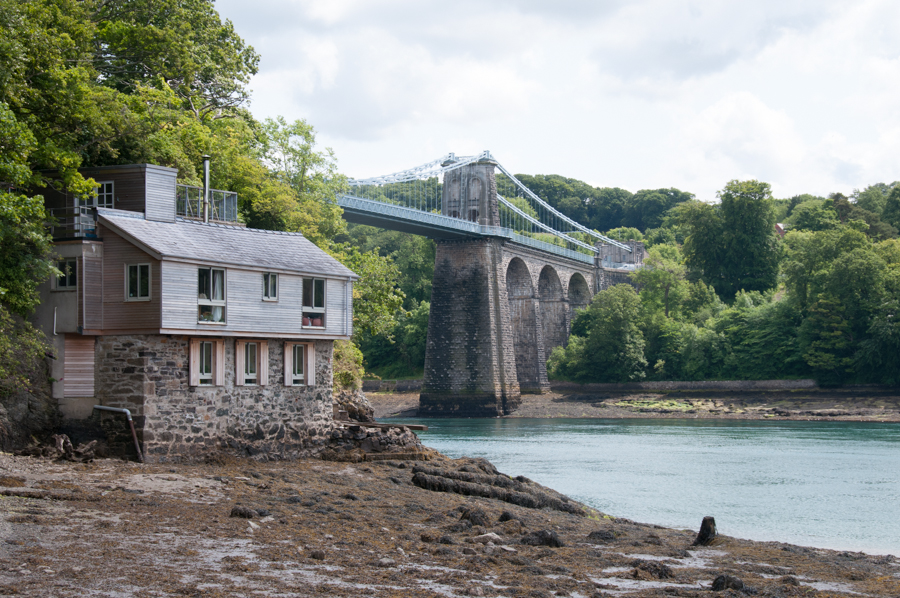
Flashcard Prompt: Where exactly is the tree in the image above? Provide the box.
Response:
[631,245,685,318]
[677,180,780,300]
[548,284,647,382]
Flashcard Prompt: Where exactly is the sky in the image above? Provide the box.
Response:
[214,0,900,201]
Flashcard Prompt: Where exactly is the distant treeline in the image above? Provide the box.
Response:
[352,178,900,386]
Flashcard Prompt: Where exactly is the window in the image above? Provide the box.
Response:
[95,181,114,209]
[199,341,214,385]
[126,264,151,301]
[235,340,268,386]
[284,342,315,386]
[78,181,114,209]
[198,267,226,323]
[263,273,277,301]
[302,278,326,327]
[190,338,224,386]
[56,259,77,290]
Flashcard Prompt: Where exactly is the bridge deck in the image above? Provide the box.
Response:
[338,195,594,264]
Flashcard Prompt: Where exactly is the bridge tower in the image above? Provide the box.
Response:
[419,156,523,417]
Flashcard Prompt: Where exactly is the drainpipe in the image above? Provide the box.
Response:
[93,405,145,463]
[202,155,211,223]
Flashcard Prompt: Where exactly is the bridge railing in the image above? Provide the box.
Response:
[339,194,595,264]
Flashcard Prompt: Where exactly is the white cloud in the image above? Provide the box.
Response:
[217,0,900,200]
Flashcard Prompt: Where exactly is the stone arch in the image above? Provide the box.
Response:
[568,272,591,312]
[506,258,542,392]
[538,265,567,359]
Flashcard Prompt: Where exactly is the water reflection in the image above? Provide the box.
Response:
[388,418,900,555]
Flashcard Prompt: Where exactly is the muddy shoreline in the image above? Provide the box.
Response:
[1,449,898,597]
[368,391,900,422]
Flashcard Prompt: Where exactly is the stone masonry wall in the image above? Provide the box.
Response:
[95,335,334,462]
[420,239,520,416]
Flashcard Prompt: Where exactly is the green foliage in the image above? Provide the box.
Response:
[0,305,50,398]
[604,227,643,243]
[677,180,780,300]
[329,243,405,340]
[548,285,647,383]
[630,244,685,318]
[358,301,429,379]
[333,340,364,391]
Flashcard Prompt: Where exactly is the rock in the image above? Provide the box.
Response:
[498,511,517,522]
[333,389,375,423]
[377,558,396,567]
[712,574,743,591]
[587,530,616,543]
[470,532,503,544]
[632,561,672,579]
[460,508,489,527]
[309,549,325,560]
[255,508,271,517]
[520,530,563,547]
[462,547,478,555]
[693,516,717,546]
[498,545,517,553]
[438,535,456,545]
[230,505,256,519]
[464,585,484,596]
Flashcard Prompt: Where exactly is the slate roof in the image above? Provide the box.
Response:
[97,209,357,279]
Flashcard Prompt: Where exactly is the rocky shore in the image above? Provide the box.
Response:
[369,391,900,422]
[1,446,898,597]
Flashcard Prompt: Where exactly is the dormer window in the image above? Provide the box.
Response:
[198,267,225,323]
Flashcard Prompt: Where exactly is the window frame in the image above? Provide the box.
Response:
[197,267,226,324]
[55,259,77,290]
[76,181,114,209]
[302,278,326,328]
[235,340,268,387]
[262,272,278,301]
[190,338,225,387]
[284,342,315,386]
[125,263,151,302]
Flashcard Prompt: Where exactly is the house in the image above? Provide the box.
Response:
[32,163,357,461]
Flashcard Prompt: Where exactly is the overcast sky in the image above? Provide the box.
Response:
[215,0,900,201]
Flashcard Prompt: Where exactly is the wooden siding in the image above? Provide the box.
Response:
[144,166,177,222]
[161,261,352,337]
[100,228,161,330]
[80,166,147,213]
[83,254,103,330]
[64,335,95,397]
[325,278,350,336]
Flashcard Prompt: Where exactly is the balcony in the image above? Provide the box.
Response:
[176,184,239,224]
[48,206,98,240]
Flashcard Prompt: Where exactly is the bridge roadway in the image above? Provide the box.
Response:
[338,194,595,264]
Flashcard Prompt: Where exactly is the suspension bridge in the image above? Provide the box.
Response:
[337,151,645,417]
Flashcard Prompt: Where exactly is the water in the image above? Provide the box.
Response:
[395,417,900,555]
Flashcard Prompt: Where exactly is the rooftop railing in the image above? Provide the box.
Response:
[176,184,239,223]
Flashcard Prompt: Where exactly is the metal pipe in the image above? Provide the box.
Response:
[93,405,144,463]
[53,307,57,336]
[202,154,211,223]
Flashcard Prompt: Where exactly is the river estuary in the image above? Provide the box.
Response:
[393,417,900,555]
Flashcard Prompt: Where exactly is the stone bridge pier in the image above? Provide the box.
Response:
[419,157,603,417]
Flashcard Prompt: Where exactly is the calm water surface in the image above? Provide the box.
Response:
[394,418,900,555]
